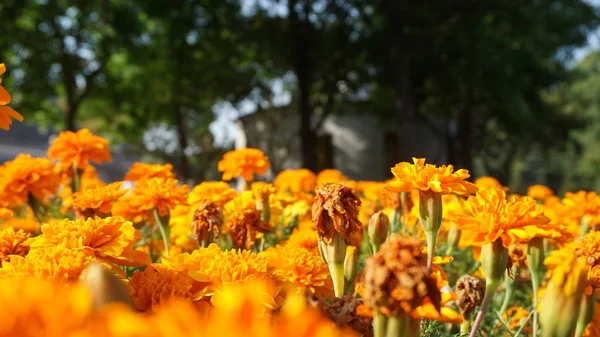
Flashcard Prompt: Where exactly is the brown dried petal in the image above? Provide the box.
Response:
[455,274,485,317]
[312,183,363,246]
[191,199,223,245]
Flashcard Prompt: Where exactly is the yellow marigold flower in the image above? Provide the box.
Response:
[283,199,312,225]
[0,64,23,130]
[361,181,386,202]
[28,216,150,267]
[562,191,600,230]
[385,158,478,197]
[474,176,509,191]
[217,147,271,182]
[0,227,30,263]
[410,266,462,324]
[188,181,237,208]
[527,184,554,202]
[124,162,176,181]
[0,216,41,233]
[168,204,200,253]
[263,245,333,296]
[224,191,270,250]
[0,154,60,206]
[274,168,317,193]
[285,228,319,251]
[0,277,92,337]
[2,244,95,282]
[112,178,188,223]
[129,264,206,311]
[453,188,553,247]
[72,181,129,217]
[312,183,363,246]
[316,169,347,185]
[48,128,111,169]
[211,279,281,319]
[0,207,13,220]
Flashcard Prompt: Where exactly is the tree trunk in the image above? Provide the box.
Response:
[173,104,190,182]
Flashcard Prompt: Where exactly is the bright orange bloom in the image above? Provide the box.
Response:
[316,169,347,185]
[218,148,270,181]
[0,227,30,262]
[0,207,13,220]
[188,181,237,208]
[527,184,554,202]
[28,216,150,267]
[72,181,129,217]
[385,158,478,197]
[0,64,24,131]
[285,228,319,251]
[0,154,60,206]
[48,128,111,168]
[124,162,176,181]
[274,169,317,193]
[453,188,553,247]
[474,176,508,191]
[499,306,531,336]
[562,191,600,230]
[112,178,188,223]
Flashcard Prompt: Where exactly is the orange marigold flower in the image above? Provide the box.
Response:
[72,181,129,217]
[527,184,554,202]
[129,264,206,311]
[286,228,319,251]
[274,169,317,193]
[0,217,41,233]
[312,183,363,246]
[562,191,600,231]
[124,162,176,181]
[0,64,24,131]
[316,169,347,185]
[385,158,478,197]
[0,207,13,220]
[500,306,531,336]
[452,188,553,247]
[224,191,270,250]
[112,178,188,223]
[0,154,60,206]
[263,245,333,297]
[0,277,92,337]
[188,181,237,208]
[0,227,30,262]
[217,147,271,182]
[1,244,96,282]
[474,176,509,191]
[48,128,111,169]
[28,216,150,267]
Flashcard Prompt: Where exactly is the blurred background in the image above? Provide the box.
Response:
[2,0,600,193]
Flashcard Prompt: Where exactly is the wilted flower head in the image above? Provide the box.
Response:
[224,191,270,250]
[454,274,485,317]
[124,162,176,181]
[191,199,223,247]
[48,128,111,169]
[0,154,60,206]
[385,157,477,197]
[312,183,363,246]
[0,64,23,130]
[218,148,271,182]
[362,234,440,317]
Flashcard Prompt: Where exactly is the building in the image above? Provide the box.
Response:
[236,105,448,181]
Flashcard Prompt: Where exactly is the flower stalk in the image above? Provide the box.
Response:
[574,293,595,337]
[527,237,545,336]
[419,191,442,271]
[153,208,170,258]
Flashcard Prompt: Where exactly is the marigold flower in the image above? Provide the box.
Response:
[129,264,206,311]
[217,148,271,181]
[124,162,176,181]
[263,245,333,296]
[191,199,223,247]
[0,216,41,233]
[312,183,363,246]
[385,158,478,197]
[527,184,554,202]
[112,178,188,223]
[0,64,24,130]
[0,277,92,337]
[500,306,531,336]
[1,244,96,282]
[316,169,347,185]
[474,176,509,191]
[362,235,440,317]
[0,227,30,262]
[453,188,553,247]
[28,216,150,267]
[72,182,128,217]
[48,128,111,169]
[562,191,600,231]
[0,207,13,220]
[224,191,270,250]
[0,154,60,206]
[188,181,237,208]
[286,228,319,251]
[274,168,317,193]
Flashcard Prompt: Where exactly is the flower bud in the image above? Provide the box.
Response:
[81,263,133,310]
[344,245,359,295]
[446,223,461,255]
[368,212,389,254]
[480,239,509,291]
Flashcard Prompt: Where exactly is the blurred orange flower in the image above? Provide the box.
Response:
[0,227,30,262]
[72,181,129,217]
[0,154,60,206]
[124,162,176,181]
[274,169,317,193]
[527,184,554,202]
[316,169,347,185]
[0,63,23,130]
[48,128,111,169]
[218,148,270,181]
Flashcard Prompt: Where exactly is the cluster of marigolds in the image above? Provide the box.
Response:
[0,64,599,337]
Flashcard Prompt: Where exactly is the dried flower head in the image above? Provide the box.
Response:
[312,183,363,246]
[362,235,440,317]
[218,148,271,181]
[191,199,223,246]
[48,128,111,169]
[224,191,271,250]
[454,274,485,317]
[306,292,373,337]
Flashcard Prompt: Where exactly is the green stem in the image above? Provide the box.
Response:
[328,262,345,298]
[153,209,170,257]
[374,312,388,337]
[385,315,409,337]
[531,269,541,337]
[575,293,595,337]
[71,162,81,193]
[390,209,401,235]
[499,266,517,314]
[460,319,471,335]
[469,280,500,337]
[425,230,436,272]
